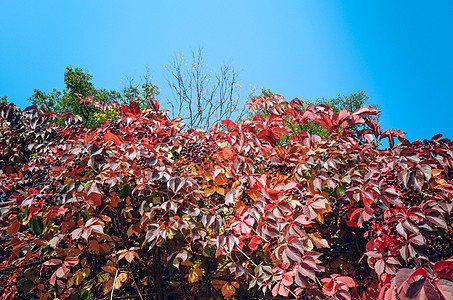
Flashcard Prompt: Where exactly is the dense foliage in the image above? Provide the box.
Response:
[1,94,453,300]
[29,67,159,128]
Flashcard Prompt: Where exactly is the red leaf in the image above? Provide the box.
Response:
[248,236,261,250]
[409,268,429,280]
[221,119,237,130]
[124,251,139,263]
[375,259,385,275]
[427,212,448,229]
[434,260,453,276]
[104,130,122,146]
[44,259,63,266]
[272,282,289,297]
[335,276,355,288]
[435,279,453,299]
[406,279,440,300]
[394,268,416,296]
[258,129,276,145]
[298,262,316,281]
[353,105,380,118]
[129,100,140,116]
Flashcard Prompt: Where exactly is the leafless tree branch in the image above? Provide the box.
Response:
[166,47,246,130]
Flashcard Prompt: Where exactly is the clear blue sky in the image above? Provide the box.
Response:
[1,1,452,142]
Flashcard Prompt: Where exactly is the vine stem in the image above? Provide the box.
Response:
[316,277,334,298]
[236,248,257,267]
[128,264,145,300]
[252,227,270,243]
[110,267,119,300]
[0,259,46,273]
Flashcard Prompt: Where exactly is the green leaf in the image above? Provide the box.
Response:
[335,185,346,197]
[202,245,216,257]
[80,289,94,300]
[303,170,312,179]
[81,209,90,222]
[168,263,177,276]
[22,279,34,295]
[29,218,44,234]
[117,185,131,199]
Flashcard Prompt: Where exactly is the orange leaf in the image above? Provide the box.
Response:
[221,283,236,298]
[88,239,100,254]
[24,246,32,263]
[101,262,117,274]
[275,146,287,160]
[222,147,233,160]
[33,239,47,246]
[204,186,215,197]
[103,278,114,294]
[212,279,228,290]
[86,193,102,206]
[7,219,21,237]
[100,243,110,253]
[118,250,139,263]
[213,173,228,186]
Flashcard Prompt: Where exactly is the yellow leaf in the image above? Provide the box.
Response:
[435,178,447,185]
[72,269,84,286]
[204,186,215,196]
[432,169,443,177]
[216,186,225,195]
[114,272,128,290]
[188,267,203,283]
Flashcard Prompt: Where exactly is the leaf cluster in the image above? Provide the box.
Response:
[0,96,453,300]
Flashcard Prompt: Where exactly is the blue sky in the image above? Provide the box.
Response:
[1,1,452,142]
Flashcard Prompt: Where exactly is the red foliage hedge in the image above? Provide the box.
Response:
[1,95,453,300]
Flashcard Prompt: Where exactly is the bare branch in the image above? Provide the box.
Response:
[166,47,244,130]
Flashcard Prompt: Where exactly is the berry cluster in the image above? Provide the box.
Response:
[426,229,453,262]
[180,140,220,165]
[352,264,378,296]
[400,184,424,206]
[297,290,316,300]
[330,196,350,222]
[283,188,306,205]
[378,172,398,188]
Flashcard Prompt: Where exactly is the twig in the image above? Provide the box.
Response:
[0,259,45,273]
[0,200,14,207]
